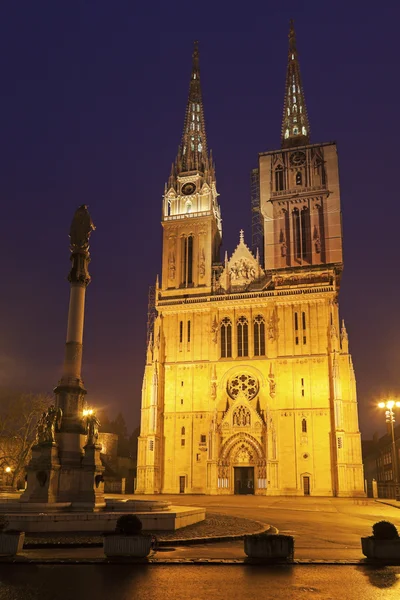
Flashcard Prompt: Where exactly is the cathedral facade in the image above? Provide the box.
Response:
[136,24,365,496]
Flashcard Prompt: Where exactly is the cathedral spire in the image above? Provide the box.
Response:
[177,41,209,174]
[281,20,310,149]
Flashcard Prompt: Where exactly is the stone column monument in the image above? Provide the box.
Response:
[21,205,105,509]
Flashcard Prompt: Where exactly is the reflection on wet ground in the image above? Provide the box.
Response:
[0,565,399,600]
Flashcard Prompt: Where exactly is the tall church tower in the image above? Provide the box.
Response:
[257,20,364,496]
[136,27,364,497]
[261,20,342,275]
[161,41,222,295]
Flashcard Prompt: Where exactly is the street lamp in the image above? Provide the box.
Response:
[378,400,400,501]
[4,466,12,487]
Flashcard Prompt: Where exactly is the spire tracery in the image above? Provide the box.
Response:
[176,41,210,175]
[281,20,310,149]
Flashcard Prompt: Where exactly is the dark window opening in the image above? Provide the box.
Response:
[221,317,232,358]
[187,236,193,284]
[302,418,307,433]
[181,235,194,286]
[301,208,310,261]
[237,316,249,357]
[293,208,311,263]
[275,166,285,191]
[293,210,301,260]
[179,321,183,343]
[254,315,266,356]
[296,172,302,186]
[187,320,191,343]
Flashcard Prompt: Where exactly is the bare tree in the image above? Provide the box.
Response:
[0,390,51,488]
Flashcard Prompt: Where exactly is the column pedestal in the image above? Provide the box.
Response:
[20,445,61,504]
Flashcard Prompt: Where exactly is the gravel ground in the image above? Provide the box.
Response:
[24,512,266,546]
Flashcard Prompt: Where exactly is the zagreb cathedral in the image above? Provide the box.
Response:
[136,23,365,496]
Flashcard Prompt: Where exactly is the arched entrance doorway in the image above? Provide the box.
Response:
[219,432,266,495]
[233,443,255,494]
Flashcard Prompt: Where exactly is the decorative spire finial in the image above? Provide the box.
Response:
[289,19,296,53]
[281,20,310,148]
[239,229,244,244]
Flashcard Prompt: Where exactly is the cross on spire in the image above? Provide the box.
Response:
[239,229,244,243]
[281,20,310,149]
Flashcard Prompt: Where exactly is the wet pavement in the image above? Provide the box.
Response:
[0,564,400,599]
[6,539,365,562]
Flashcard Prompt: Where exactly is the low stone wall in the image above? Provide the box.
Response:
[6,506,205,533]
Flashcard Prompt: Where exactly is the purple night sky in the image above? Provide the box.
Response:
[0,1,398,438]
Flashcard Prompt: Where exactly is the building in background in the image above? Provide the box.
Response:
[363,428,400,499]
[98,432,136,494]
[136,23,364,496]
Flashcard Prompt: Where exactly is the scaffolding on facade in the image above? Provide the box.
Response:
[146,284,157,346]
[250,168,264,264]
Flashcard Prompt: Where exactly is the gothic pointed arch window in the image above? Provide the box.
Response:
[275,165,285,191]
[301,207,310,262]
[253,315,266,356]
[237,316,249,357]
[220,317,232,358]
[292,207,310,263]
[181,235,194,286]
[167,200,171,216]
[301,419,307,433]
[181,426,185,436]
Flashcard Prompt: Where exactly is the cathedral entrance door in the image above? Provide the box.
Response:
[234,467,254,495]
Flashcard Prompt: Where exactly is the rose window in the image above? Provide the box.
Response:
[227,373,259,401]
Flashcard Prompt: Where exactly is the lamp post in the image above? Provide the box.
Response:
[378,400,400,501]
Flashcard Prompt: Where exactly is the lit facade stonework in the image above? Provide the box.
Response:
[136,27,364,496]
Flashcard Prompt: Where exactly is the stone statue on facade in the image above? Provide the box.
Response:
[168,251,175,279]
[268,365,276,398]
[268,310,278,341]
[211,316,219,344]
[69,205,96,252]
[85,413,101,446]
[199,248,206,277]
[35,412,47,445]
[36,405,63,445]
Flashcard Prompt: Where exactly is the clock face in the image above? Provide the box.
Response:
[290,151,306,167]
[182,182,196,195]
